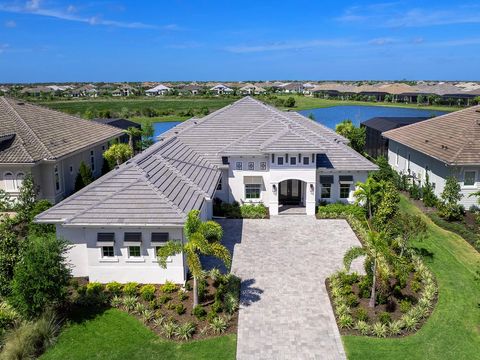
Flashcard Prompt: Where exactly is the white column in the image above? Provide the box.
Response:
[306,182,316,215]
[270,182,279,216]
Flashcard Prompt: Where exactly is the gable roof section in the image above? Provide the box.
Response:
[36,137,220,226]
[383,105,480,165]
[0,97,123,164]
[361,117,430,133]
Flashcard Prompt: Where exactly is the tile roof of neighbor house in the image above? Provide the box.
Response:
[93,118,141,130]
[383,105,480,165]
[0,97,124,164]
[361,117,430,133]
[36,96,376,226]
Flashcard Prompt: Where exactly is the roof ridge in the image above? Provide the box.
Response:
[1,97,54,159]
[450,112,480,164]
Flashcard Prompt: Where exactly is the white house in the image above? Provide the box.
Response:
[239,83,266,95]
[210,84,234,95]
[0,97,123,203]
[36,96,376,284]
[383,105,480,208]
[145,84,172,96]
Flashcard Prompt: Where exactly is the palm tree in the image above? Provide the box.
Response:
[124,126,142,152]
[157,210,231,308]
[354,178,382,220]
[103,143,133,166]
[343,230,393,308]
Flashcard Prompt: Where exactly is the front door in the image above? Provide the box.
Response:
[279,180,302,205]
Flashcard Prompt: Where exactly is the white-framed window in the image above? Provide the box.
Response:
[277,157,284,165]
[464,171,476,186]
[90,150,95,172]
[128,246,141,257]
[260,162,266,170]
[4,172,14,191]
[245,184,261,199]
[15,172,24,190]
[248,162,255,171]
[340,184,350,199]
[102,246,114,257]
[54,165,60,192]
[321,184,331,199]
[235,161,243,170]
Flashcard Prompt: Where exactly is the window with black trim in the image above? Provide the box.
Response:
[235,162,243,170]
[277,157,284,165]
[245,184,261,199]
[464,171,476,186]
[102,246,114,257]
[290,157,296,165]
[340,184,350,198]
[248,162,255,170]
[303,157,309,165]
[128,246,141,257]
[260,162,266,170]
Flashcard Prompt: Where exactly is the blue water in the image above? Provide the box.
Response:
[299,105,446,129]
[153,105,447,140]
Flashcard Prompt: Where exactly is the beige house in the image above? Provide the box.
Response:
[0,97,123,203]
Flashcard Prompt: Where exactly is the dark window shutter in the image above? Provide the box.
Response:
[124,232,142,242]
[97,233,115,242]
[151,232,169,242]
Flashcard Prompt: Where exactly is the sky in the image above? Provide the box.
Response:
[0,0,480,82]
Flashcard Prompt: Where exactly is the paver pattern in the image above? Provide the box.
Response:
[216,216,364,360]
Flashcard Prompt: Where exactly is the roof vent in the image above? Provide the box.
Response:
[425,139,429,143]
[16,102,25,105]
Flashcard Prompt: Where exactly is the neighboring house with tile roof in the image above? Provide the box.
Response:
[35,96,377,283]
[210,84,233,95]
[383,105,480,208]
[0,97,123,203]
[145,84,172,96]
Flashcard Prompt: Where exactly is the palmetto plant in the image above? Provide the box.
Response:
[158,210,231,308]
[343,230,394,308]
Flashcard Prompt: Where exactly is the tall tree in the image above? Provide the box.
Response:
[140,120,155,150]
[354,177,382,220]
[438,175,463,221]
[124,126,142,153]
[343,230,393,308]
[158,210,231,308]
[335,119,366,153]
[74,161,94,192]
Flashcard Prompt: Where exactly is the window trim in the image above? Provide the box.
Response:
[260,161,267,171]
[15,172,24,191]
[320,183,332,199]
[127,245,142,258]
[339,184,351,199]
[54,165,61,193]
[4,172,15,191]
[235,161,243,170]
[303,157,309,165]
[247,161,255,171]
[290,157,297,165]
[277,157,284,166]
[101,246,115,258]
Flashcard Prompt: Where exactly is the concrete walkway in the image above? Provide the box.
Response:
[216,216,364,360]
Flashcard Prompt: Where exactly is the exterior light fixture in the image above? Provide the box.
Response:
[272,184,277,193]
[310,184,314,193]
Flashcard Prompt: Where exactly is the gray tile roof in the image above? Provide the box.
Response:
[0,97,123,163]
[36,137,220,226]
[36,96,375,227]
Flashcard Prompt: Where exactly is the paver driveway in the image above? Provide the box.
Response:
[216,216,364,360]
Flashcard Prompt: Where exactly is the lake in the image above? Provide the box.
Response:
[154,105,447,139]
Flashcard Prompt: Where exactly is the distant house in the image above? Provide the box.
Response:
[93,118,141,146]
[383,106,480,208]
[281,82,305,94]
[210,84,233,95]
[0,97,123,203]
[239,83,266,95]
[113,84,137,97]
[145,84,171,96]
[20,86,53,97]
[181,84,203,95]
[361,117,429,158]
[70,84,98,98]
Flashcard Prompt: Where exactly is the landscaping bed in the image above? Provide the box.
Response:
[213,200,269,219]
[70,270,240,342]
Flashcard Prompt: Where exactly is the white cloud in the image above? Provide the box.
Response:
[0,1,175,30]
[4,19,16,27]
[0,44,9,54]
[368,37,396,46]
[225,39,354,53]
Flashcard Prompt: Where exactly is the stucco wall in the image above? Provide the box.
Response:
[388,140,480,208]
[316,171,369,204]
[57,225,187,284]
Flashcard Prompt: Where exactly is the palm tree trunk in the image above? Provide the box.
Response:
[369,258,377,308]
[193,276,198,308]
[128,136,133,152]
[368,201,372,220]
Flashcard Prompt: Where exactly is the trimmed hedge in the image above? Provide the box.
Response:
[428,213,480,251]
[317,203,366,222]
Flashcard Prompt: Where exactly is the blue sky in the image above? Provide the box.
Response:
[1,0,480,82]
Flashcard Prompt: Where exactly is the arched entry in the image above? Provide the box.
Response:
[278,179,305,206]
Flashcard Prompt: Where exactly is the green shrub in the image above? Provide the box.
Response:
[211,300,223,314]
[175,322,196,340]
[192,305,207,320]
[209,316,228,334]
[206,310,218,323]
[355,320,371,335]
[411,280,421,293]
[141,309,155,324]
[239,203,269,219]
[223,292,239,315]
[408,182,421,200]
[372,322,388,337]
[161,321,178,339]
[338,271,359,285]
[354,307,369,322]
[345,293,359,307]
[338,314,354,329]
[9,235,71,318]
[379,312,392,325]
[402,314,418,331]
[140,285,156,301]
[110,295,122,308]
[158,295,171,305]
[105,282,122,296]
[123,282,138,296]
[178,290,188,302]
[389,320,404,335]
[121,296,138,312]
[399,299,412,313]
[175,303,186,315]
[198,278,207,302]
[166,302,176,311]
[0,301,20,329]
[160,281,177,293]
[317,203,366,221]
[209,268,222,286]
[428,213,480,251]
[134,302,147,315]
[199,221,223,242]
[86,282,103,295]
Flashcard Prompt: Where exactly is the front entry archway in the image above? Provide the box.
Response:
[279,179,305,206]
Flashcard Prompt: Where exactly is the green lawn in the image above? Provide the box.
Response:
[41,309,236,360]
[343,195,480,360]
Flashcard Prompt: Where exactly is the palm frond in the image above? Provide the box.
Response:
[186,250,203,277]
[206,242,231,268]
[157,240,183,268]
[343,246,365,271]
